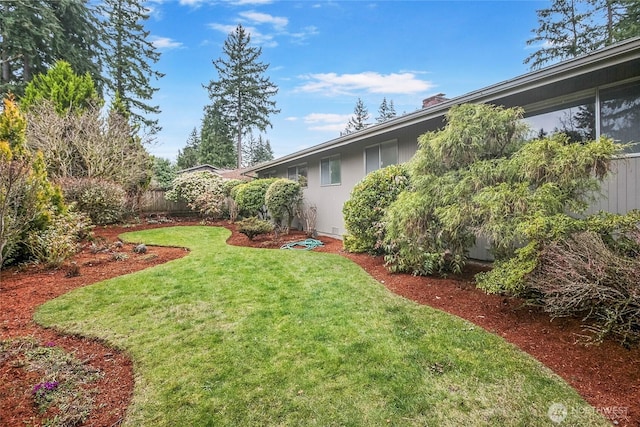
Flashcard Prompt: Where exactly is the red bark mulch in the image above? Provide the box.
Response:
[1,219,638,426]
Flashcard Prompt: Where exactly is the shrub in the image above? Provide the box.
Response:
[531,229,640,346]
[59,178,126,225]
[26,208,93,268]
[236,216,274,240]
[234,178,277,219]
[343,164,409,254]
[265,179,302,231]
[166,171,226,218]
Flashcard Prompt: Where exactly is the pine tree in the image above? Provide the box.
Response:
[205,24,280,169]
[614,0,640,40]
[524,0,600,69]
[199,105,236,168]
[376,97,397,123]
[176,128,200,170]
[21,60,99,114]
[343,98,370,135]
[100,0,163,134]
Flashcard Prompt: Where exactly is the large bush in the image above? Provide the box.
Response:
[265,179,302,231]
[166,171,225,217]
[383,104,618,276]
[0,96,66,269]
[59,178,126,225]
[234,178,277,219]
[343,164,409,254]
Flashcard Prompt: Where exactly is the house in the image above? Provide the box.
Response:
[246,37,640,259]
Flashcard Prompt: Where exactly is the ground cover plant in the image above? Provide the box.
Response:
[35,226,608,426]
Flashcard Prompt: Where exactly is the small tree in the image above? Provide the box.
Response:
[265,179,302,232]
[20,60,99,114]
[376,97,396,123]
[0,95,64,269]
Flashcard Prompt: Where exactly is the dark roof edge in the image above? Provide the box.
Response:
[248,36,640,173]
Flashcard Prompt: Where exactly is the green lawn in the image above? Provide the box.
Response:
[35,226,607,426]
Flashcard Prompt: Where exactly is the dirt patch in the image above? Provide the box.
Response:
[1,219,638,426]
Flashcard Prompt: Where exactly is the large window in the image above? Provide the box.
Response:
[287,164,308,186]
[320,155,341,186]
[524,95,596,143]
[600,80,640,154]
[365,140,398,174]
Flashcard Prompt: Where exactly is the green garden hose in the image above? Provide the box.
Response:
[280,239,324,250]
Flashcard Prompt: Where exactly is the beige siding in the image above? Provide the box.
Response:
[588,156,640,214]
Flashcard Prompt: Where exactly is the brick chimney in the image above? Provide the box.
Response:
[422,93,448,108]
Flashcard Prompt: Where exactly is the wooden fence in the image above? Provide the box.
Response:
[139,190,192,215]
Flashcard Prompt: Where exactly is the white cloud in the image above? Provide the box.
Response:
[297,72,434,96]
[239,11,288,30]
[179,0,206,6]
[150,36,183,50]
[303,113,351,132]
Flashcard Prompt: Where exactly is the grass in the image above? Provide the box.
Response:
[35,226,608,426]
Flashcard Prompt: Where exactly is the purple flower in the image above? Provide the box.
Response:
[33,381,59,395]
[45,342,56,347]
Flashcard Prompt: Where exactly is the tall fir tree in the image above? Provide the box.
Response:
[343,98,369,135]
[176,127,201,170]
[243,133,274,167]
[199,105,236,168]
[613,0,640,40]
[205,24,280,169]
[524,0,600,69]
[376,97,397,123]
[0,0,102,97]
[100,0,163,134]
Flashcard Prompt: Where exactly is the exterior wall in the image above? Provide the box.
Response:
[588,155,640,214]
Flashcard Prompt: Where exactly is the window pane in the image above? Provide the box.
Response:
[380,142,398,168]
[525,98,595,143]
[321,159,330,185]
[600,80,640,153]
[365,146,379,174]
[287,166,297,181]
[298,164,308,187]
[330,157,341,184]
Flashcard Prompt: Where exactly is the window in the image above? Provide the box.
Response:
[320,155,341,186]
[365,140,398,174]
[524,96,596,143]
[287,164,308,186]
[600,80,640,154]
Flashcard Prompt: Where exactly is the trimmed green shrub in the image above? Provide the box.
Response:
[343,164,409,254]
[222,179,244,197]
[265,179,302,230]
[59,178,126,225]
[236,216,274,240]
[234,178,277,219]
[165,171,226,218]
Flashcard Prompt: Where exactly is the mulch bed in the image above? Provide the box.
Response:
[1,218,638,426]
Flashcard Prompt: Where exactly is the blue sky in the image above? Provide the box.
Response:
[144,0,548,162]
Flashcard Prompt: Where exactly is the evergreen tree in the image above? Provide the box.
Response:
[243,133,274,167]
[47,0,105,95]
[199,105,236,168]
[614,0,640,40]
[150,156,176,190]
[343,98,369,135]
[0,0,102,97]
[176,128,200,170]
[524,0,600,69]
[100,0,163,134]
[21,60,99,114]
[376,97,397,123]
[205,24,280,169]
[0,1,61,96]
